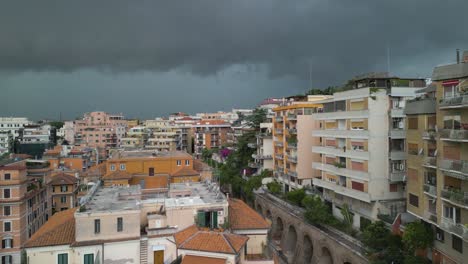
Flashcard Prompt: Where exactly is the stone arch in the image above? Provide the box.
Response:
[303,234,314,263]
[272,217,284,242]
[256,203,263,216]
[284,225,298,260]
[317,246,334,264]
[265,209,272,220]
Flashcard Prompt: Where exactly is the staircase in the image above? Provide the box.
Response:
[140,237,148,264]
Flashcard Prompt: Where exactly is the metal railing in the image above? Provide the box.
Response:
[439,129,468,141]
[423,184,437,196]
[441,188,468,207]
[439,94,468,108]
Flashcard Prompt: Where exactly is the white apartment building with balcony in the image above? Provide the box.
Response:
[311,76,426,229]
[0,117,33,139]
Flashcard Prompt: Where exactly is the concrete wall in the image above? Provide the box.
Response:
[103,240,140,264]
[147,236,178,264]
[297,115,319,182]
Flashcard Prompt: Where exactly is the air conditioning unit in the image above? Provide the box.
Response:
[436,232,443,241]
[418,148,424,155]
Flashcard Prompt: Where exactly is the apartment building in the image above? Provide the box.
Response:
[406,53,468,263]
[25,180,236,264]
[0,117,33,139]
[273,99,324,191]
[50,172,78,213]
[193,120,231,159]
[69,111,127,152]
[250,123,274,172]
[145,119,178,152]
[104,150,201,188]
[43,145,94,172]
[121,126,149,148]
[311,76,426,229]
[0,132,13,155]
[0,160,52,264]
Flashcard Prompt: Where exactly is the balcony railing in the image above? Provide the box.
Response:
[439,129,468,142]
[287,114,297,121]
[275,116,283,122]
[422,157,437,168]
[439,94,468,109]
[312,129,369,139]
[440,217,468,241]
[312,178,371,203]
[275,128,283,134]
[287,155,297,163]
[441,188,468,207]
[252,154,273,160]
[287,142,297,149]
[389,171,406,182]
[311,146,369,160]
[288,128,297,134]
[287,171,298,177]
[424,211,438,223]
[422,130,437,141]
[275,154,284,160]
[247,143,257,148]
[274,141,284,147]
[423,184,437,197]
[248,162,261,168]
[389,129,406,138]
[439,159,468,179]
[312,162,369,180]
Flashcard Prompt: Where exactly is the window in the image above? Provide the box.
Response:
[3,206,11,216]
[2,238,12,249]
[4,174,10,180]
[409,193,419,207]
[351,181,364,192]
[435,227,444,241]
[176,160,181,166]
[1,255,12,264]
[3,189,10,199]
[60,196,67,203]
[389,184,398,192]
[117,217,123,232]
[149,167,155,176]
[350,119,365,130]
[452,235,463,253]
[110,164,116,171]
[84,253,94,264]
[119,164,126,170]
[407,143,419,155]
[4,222,11,232]
[185,160,190,166]
[350,141,364,151]
[443,115,461,130]
[94,219,100,234]
[57,253,68,264]
[61,185,68,192]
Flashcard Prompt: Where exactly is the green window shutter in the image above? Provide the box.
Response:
[197,211,205,227]
[212,211,218,228]
[58,253,68,264]
[84,254,94,264]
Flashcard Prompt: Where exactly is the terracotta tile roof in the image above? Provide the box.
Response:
[50,173,78,186]
[193,160,212,172]
[181,255,226,264]
[174,225,248,254]
[102,171,133,180]
[171,166,200,177]
[229,199,270,230]
[82,162,107,177]
[25,208,76,248]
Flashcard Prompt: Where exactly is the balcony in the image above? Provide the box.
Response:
[441,188,468,207]
[312,146,369,160]
[256,132,272,138]
[422,157,437,168]
[287,114,297,121]
[390,151,407,160]
[312,110,369,120]
[287,155,297,163]
[312,162,369,180]
[389,171,406,182]
[390,108,405,117]
[312,178,371,203]
[389,129,406,139]
[439,94,468,109]
[288,128,297,135]
[247,143,257,148]
[439,159,468,180]
[274,141,284,147]
[275,116,283,122]
[252,154,273,160]
[424,211,438,224]
[287,142,297,149]
[422,130,437,141]
[439,129,468,142]
[275,154,284,160]
[287,170,298,178]
[423,184,437,197]
[275,128,283,135]
[248,162,261,168]
[440,217,468,241]
[312,129,369,139]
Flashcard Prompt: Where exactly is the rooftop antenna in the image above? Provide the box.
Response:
[309,61,312,90]
[386,45,391,75]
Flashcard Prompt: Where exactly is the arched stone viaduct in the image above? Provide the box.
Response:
[255,192,368,264]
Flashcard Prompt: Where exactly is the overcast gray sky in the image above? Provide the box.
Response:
[1,0,467,120]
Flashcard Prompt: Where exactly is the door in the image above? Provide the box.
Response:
[149,167,155,176]
[154,250,164,264]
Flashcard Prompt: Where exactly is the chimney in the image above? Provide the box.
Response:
[463,51,468,63]
[456,49,460,64]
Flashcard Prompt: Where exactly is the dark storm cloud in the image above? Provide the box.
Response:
[1,0,467,85]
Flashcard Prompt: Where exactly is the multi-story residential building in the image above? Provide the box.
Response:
[250,123,274,172]
[69,111,128,155]
[0,132,13,155]
[193,120,231,159]
[50,172,79,213]
[0,118,33,139]
[273,98,325,191]
[407,53,468,263]
[228,122,254,146]
[311,76,426,229]
[43,145,94,172]
[121,126,149,148]
[145,119,178,152]
[103,150,202,188]
[0,159,52,264]
[15,124,56,158]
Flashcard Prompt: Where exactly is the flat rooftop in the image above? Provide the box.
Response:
[109,149,192,159]
[82,181,226,214]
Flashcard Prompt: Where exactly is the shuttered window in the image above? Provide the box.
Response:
[408,117,418,129]
[351,161,365,171]
[444,145,460,160]
[409,193,419,207]
[351,181,364,192]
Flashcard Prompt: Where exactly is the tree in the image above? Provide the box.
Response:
[266,181,282,194]
[402,222,433,254]
[245,108,267,129]
[286,189,306,206]
[302,195,332,224]
[49,121,64,129]
[361,221,391,252]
